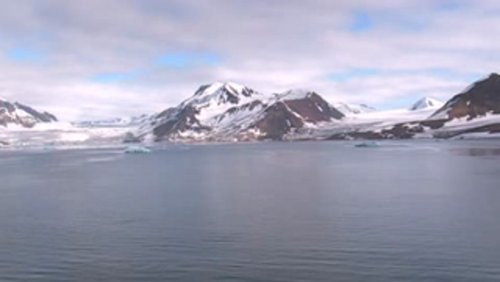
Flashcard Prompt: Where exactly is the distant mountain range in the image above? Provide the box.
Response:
[1,73,500,147]
[0,99,57,128]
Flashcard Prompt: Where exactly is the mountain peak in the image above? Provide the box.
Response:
[194,81,254,98]
[410,97,444,111]
[184,81,259,108]
[488,73,500,80]
[168,81,263,125]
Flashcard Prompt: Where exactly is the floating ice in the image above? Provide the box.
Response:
[124,145,152,154]
[355,141,380,148]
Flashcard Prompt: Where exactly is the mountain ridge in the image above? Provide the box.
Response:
[431,73,500,120]
[2,73,500,148]
[132,83,345,141]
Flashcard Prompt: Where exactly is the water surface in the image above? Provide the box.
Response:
[1,140,500,281]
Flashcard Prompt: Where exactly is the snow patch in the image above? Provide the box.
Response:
[278,89,314,100]
[332,102,376,115]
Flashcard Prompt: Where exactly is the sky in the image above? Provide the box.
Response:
[0,0,499,121]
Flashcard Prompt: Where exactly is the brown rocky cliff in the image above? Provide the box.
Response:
[431,73,500,120]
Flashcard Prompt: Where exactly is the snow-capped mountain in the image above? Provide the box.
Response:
[410,97,444,111]
[0,98,57,128]
[180,82,259,116]
[133,83,344,141]
[133,82,264,141]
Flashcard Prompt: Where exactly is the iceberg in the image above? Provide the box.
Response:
[354,141,380,148]
[124,145,152,154]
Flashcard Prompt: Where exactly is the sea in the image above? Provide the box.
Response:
[1,140,500,281]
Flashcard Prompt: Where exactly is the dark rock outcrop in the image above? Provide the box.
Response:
[14,102,57,122]
[252,102,305,140]
[328,122,425,140]
[433,123,500,139]
[283,92,344,122]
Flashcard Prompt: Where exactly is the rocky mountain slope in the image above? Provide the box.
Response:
[431,73,500,120]
[132,83,345,142]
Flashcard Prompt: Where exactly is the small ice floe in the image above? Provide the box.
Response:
[354,141,380,148]
[124,145,152,154]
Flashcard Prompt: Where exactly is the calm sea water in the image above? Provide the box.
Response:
[1,140,500,281]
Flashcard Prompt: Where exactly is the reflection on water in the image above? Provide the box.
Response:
[450,147,500,157]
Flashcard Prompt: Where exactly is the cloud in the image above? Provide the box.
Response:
[329,68,379,82]
[0,0,499,120]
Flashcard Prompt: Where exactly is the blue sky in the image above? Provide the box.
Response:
[350,11,374,32]
[6,47,46,64]
[157,52,221,69]
[90,72,139,84]
[0,0,498,120]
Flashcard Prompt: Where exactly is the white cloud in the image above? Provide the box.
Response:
[0,0,499,120]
